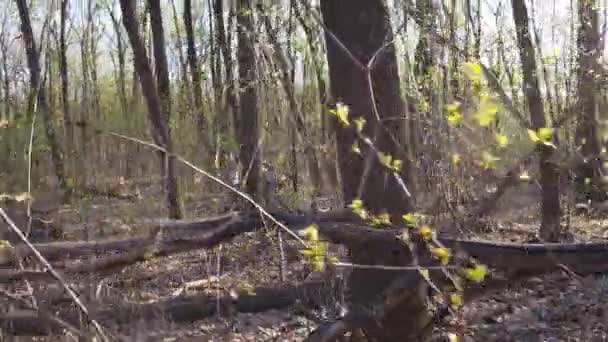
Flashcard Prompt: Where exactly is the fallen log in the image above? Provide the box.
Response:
[0,280,327,336]
[3,209,608,278]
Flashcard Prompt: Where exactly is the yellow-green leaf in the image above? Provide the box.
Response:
[473,96,499,127]
[418,225,433,240]
[334,103,350,126]
[353,117,366,132]
[447,111,463,125]
[349,199,363,210]
[451,154,462,165]
[495,133,508,147]
[352,142,361,154]
[528,127,555,147]
[300,224,319,241]
[371,211,391,226]
[391,159,403,172]
[464,264,488,283]
[449,293,464,308]
[538,127,553,141]
[463,62,483,83]
[431,247,451,265]
[378,152,393,169]
[402,213,417,226]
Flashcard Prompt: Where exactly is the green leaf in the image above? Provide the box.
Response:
[449,293,464,308]
[353,117,366,132]
[300,224,319,241]
[447,111,463,125]
[378,152,393,169]
[402,213,417,226]
[495,133,508,147]
[431,247,451,265]
[331,103,350,127]
[418,225,433,240]
[528,128,555,147]
[446,102,463,125]
[464,264,488,283]
[463,62,483,83]
[473,95,499,127]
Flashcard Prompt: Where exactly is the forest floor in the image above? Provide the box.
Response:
[4,178,608,341]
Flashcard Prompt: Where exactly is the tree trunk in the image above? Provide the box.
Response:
[321,0,430,340]
[511,0,561,241]
[108,8,129,118]
[1,42,9,120]
[120,0,183,220]
[184,0,210,152]
[236,0,260,198]
[213,0,237,173]
[59,0,73,149]
[15,0,68,194]
[575,0,605,203]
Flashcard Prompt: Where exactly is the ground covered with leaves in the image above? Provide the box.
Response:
[4,180,608,341]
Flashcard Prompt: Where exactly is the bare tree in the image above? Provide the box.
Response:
[511,0,561,241]
[59,0,72,146]
[236,0,260,197]
[119,0,183,219]
[575,0,605,203]
[15,0,68,193]
[184,0,210,151]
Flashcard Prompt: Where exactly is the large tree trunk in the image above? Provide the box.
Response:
[574,0,605,203]
[120,0,183,220]
[321,0,430,340]
[236,0,260,198]
[15,0,68,194]
[511,0,561,241]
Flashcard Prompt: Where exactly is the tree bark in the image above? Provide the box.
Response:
[184,0,210,152]
[15,0,68,194]
[575,0,605,203]
[511,0,561,242]
[236,0,260,197]
[59,0,73,148]
[213,0,237,173]
[120,0,183,220]
[320,0,429,340]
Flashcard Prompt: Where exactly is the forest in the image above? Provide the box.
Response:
[2,0,608,340]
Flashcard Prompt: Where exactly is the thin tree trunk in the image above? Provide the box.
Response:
[108,9,129,118]
[511,0,561,241]
[236,0,259,197]
[575,0,605,203]
[184,0,210,152]
[214,0,237,173]
[15,0,68,194]
[120,0,183,220]
[59,0,72,147]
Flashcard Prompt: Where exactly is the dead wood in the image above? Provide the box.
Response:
[3,209,608,278]
[0,281,327,336]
